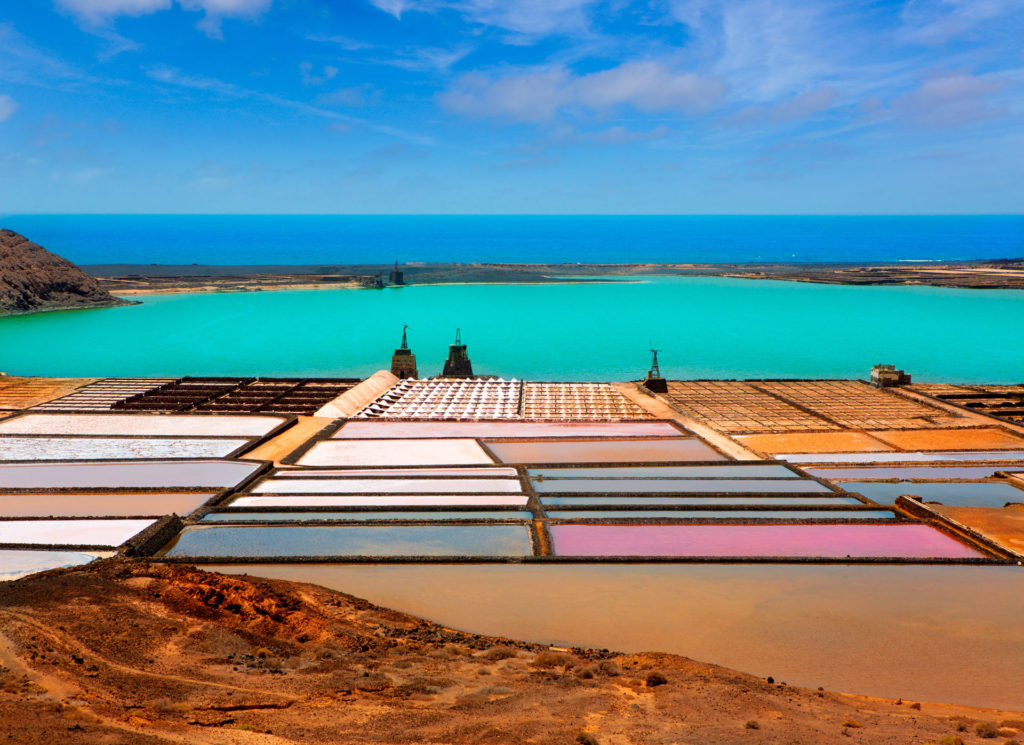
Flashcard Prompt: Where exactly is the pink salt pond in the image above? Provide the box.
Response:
[549,524,985,559]
[334,421,683,439]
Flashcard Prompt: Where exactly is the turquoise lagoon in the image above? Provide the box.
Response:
[2,276,1023,381]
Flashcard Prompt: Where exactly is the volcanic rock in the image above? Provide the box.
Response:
[0,229,130,316]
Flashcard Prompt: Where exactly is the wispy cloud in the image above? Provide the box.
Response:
[890,72,1006,127]
[307,33,471,73]
[899,0,1022,45]
[299,62,338,86]
[368,0,598,36]
[0,95,18,123]
[55,0,273,38]
[145,65,431,143]
[725,87,838,126]
[441,61,724,122]
[0,23,91,87]
[316,85,380,108]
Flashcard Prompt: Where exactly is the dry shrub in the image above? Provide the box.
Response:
[841,719,862,729]
[576,733,599,745]
[939,737,964,745]
[977,722,1000,739]
[357,672,393,692]
[531,651,572,669]
[645,671,668,687]
[481,645,518,661]
[597,660,620,677]
[745,720,760,730]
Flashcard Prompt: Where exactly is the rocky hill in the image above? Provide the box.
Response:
[0,229,130,316]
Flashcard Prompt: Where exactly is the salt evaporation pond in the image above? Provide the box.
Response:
[208,563,1024,710]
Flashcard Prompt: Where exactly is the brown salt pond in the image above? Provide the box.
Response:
[0,492,216,517]
[737,431,893,454]
[211,563,1024,710]
[870,427,1024,451]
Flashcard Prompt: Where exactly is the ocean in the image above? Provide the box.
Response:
[2,277,1023,381]
[3,214,1023,265]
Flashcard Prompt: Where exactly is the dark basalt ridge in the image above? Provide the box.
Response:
[0,228,132,316]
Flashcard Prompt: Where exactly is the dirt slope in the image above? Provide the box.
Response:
[0,561,1020,745]
[0,229,129,316]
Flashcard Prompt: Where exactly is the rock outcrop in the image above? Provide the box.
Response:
[0,229,130,316]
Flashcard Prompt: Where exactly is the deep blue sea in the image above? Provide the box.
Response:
[3,214,1023,265]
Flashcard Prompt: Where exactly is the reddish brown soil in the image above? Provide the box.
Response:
[1,560,1021,745]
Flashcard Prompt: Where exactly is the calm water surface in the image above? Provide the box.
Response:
[2,277,1023,380]
[213,563,1024,710]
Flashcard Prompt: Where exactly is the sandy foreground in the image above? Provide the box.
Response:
[1,560,1021,745]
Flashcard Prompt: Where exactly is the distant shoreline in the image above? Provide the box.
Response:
[86,259,1024,295]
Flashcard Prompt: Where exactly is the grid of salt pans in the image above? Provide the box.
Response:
[357,379,521,419]
[755,380,964,430]
[356,380,653,420]
[521,383,652,420]
[33,378,178,411]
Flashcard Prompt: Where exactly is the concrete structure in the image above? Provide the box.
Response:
[442,329,474,378]
[390,326,418,379]
[388,261,405,286]
[871,364,911,388]
[314,370,399,418]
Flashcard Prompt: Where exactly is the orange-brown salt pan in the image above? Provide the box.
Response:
[870,427,1024,451]
[930,504,1024,557]
[735,431,893,454]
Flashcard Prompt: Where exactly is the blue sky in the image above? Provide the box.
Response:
[0,0,1021,213]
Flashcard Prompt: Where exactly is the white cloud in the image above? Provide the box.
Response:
[0,95,17,122]
[300,62,339,86]
[576,61,724,113]
[56,0,171,24]
[890,73,1006,126]
[55,0,272,37]
[317,85,380,107]
[368,0,596,35]
[440,61,724,122]
[441,68,569,122]
[900,0,1022,45]
[727,87,838,125]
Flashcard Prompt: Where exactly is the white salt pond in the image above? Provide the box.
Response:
[0,549,113,580]
[0,413,285,437]
[253,478,524,494]
[0,519,155,547]
[0,436,250,461]
[297,439,495,467]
